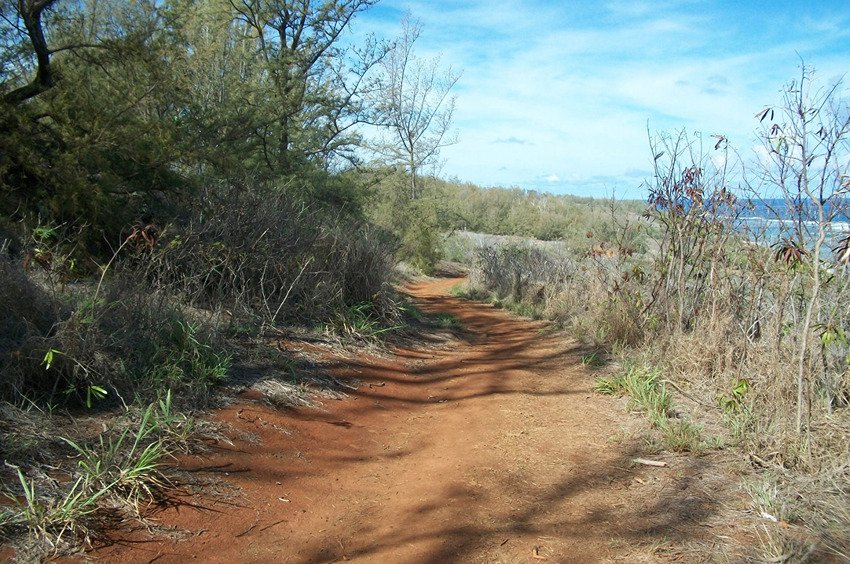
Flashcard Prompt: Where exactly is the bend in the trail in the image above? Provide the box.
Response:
[91,277,749,563]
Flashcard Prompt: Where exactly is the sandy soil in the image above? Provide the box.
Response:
[86,277,749,563]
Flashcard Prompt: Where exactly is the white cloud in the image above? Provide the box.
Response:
[352,0,850,199]
[494,136,533,145]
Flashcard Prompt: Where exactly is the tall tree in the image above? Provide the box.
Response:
[226,0,387,174]
[0,0,189,238]
[1,0,59,104]
[370,16,460,200]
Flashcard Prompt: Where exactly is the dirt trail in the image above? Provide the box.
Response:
[94,277,737,563]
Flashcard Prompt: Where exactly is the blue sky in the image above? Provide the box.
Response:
[348,0,850,200]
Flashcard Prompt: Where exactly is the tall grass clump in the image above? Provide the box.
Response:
[0,392,191,557]
[594,363,671,425]
[595,362,715,453]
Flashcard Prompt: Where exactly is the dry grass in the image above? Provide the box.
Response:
[460,224,850,560]
[143,187,398,328]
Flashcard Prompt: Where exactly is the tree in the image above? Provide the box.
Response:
[750,64,850,436]
[0,0,188,240]
[1,0,387,237]
[1,0,59,104]
[371,15,459,200]
[225,0,387,174]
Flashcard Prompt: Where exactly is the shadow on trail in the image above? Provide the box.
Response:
[91,277,724,563]
[290,279,722,561]
[292,285,585,413]
[303,443,719,563]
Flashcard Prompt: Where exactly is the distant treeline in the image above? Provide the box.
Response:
[434,179,645,240]
[363,169,648,260]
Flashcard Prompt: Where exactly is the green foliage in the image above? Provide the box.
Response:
[656,418,715,453]
[500,300,543,319]
[397,301,460,330]
[61,396,179,504]
[597,364,717,453]
[580,351,606,368]
[397,301,424,321]
[1,0,385,257]
[147,318,231,389]
[718,378,750,414]
[1,392,192,551]
[327,302,403,341]
[433,312,461,329]
[5,468,107,545]
[593,376,623,396]
[402,215,443,273]
[595,364,672,426]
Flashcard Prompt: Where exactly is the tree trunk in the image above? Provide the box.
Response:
[3,0,59,104]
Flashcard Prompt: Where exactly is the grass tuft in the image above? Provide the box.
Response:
[596,363,672,426]
[596,363,717,453]
[0,391,192,556]
[326,302,403,342]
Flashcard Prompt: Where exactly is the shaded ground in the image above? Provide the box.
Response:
[87,277,752,563]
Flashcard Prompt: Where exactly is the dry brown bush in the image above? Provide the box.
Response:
[0,258,62,401]
[140,187,397,328]
[469,242,574,303]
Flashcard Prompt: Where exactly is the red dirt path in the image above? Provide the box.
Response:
[91,277,742,563]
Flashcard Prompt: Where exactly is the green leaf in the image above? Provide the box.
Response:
[42,349,58,370]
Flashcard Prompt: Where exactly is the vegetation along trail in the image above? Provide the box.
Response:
[95,277,746,563]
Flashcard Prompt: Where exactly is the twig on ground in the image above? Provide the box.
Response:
[661,379,713,408]
[633,458,667,467]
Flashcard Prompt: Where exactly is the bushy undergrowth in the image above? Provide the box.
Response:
[0,259,61,396]
[0,270,228,408]
[0,179,400,556]
[140,185,398,327]
[2,186,401,406]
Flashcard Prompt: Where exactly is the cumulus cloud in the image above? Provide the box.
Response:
[352,0,850,199]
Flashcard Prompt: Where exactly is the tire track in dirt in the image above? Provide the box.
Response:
[91,277,743,563]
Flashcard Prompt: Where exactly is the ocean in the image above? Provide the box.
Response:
[737,198,850,252]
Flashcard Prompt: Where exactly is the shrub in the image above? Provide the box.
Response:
[402,220,442,274]
[0,270,228,407]
[469,242,574,303]
[0,258,63,402]
[144,185,397,327]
